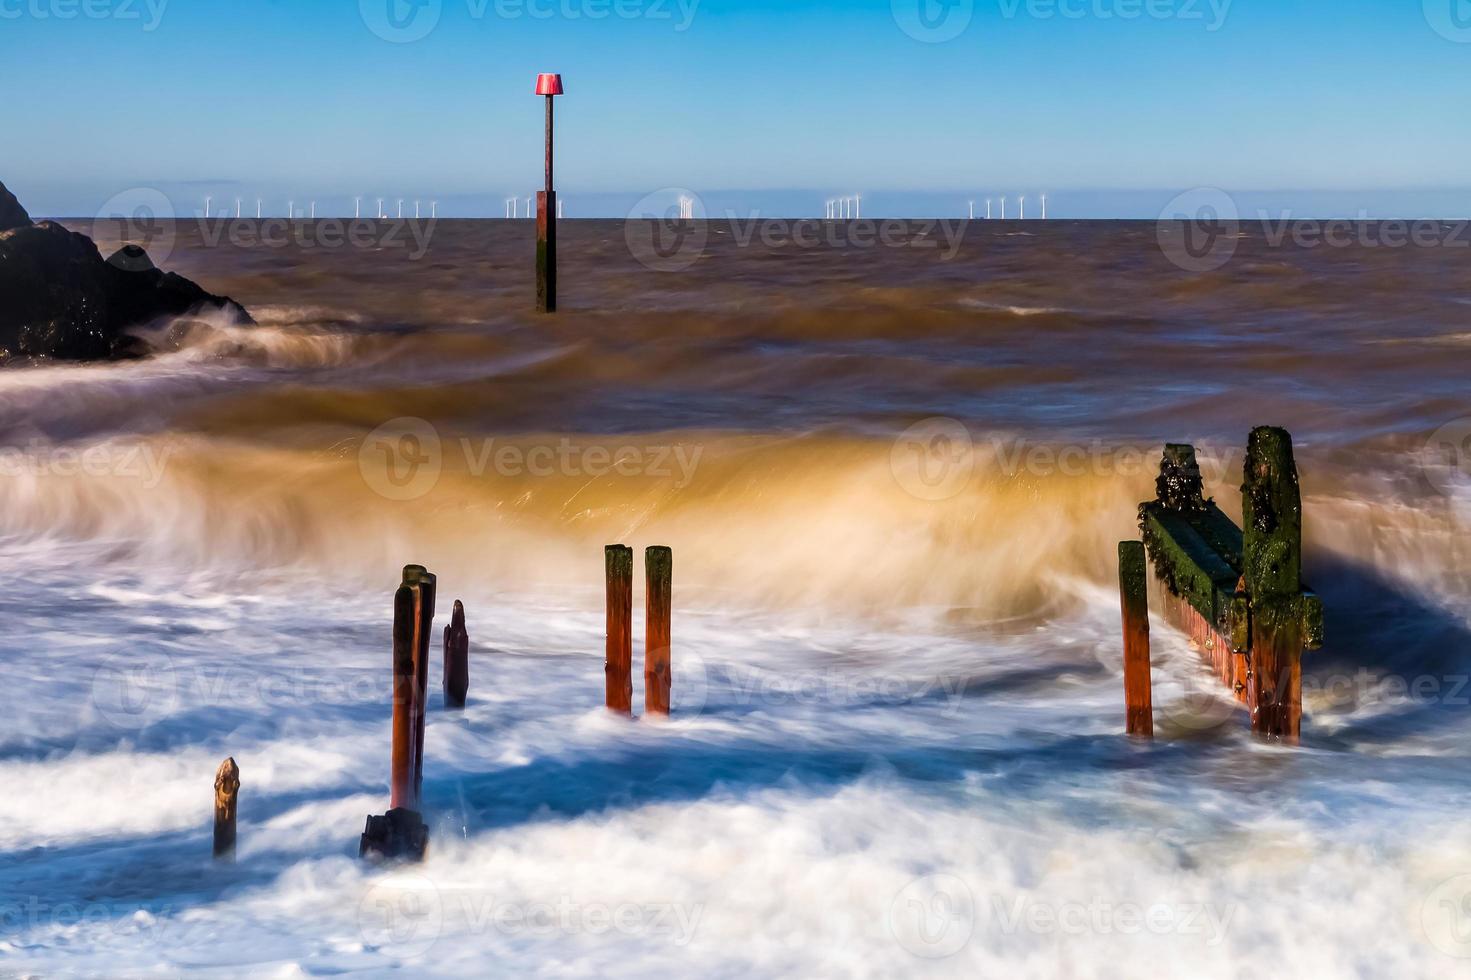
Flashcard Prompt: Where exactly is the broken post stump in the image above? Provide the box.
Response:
[443,599,469,709]
[359,808,429,864]
[1118,541,1153,737]
[1136,430,1323,742]
[213,757,239,860]
[645,546,673,717]
[606,544,633,714]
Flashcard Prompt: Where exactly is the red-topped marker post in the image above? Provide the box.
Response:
[535,72,563,313]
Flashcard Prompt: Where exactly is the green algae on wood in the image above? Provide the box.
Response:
[1241,426,1302,599]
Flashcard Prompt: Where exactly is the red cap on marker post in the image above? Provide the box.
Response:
[535,73,564,96]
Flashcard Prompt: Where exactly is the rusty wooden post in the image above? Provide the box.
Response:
[213,757,239,860]
[405,565,437,806]
[389,572,420,811]
[1118,541,1153,737]
[605,544,633,714]
[534,73,563,313]
[443,599,469,709]
[1242,426,1304,743]
[644,546,673,717]
[361,567,431,862]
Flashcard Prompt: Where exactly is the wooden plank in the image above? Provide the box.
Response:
[605,545,633,714]
[645,546,673,717]
[1118,541,1153,737]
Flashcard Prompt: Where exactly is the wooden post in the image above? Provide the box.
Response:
[405,566,436,806]
[389,573,419,811]
[443,599,469,709]
[537,191,556,314]
[213,757,239,860]
[1118,541,1153,736]
[605,545,633,714]
[1242,426,1304,743]
[536,90,557,313]
[645,546,673,717]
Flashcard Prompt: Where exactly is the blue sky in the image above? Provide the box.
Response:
[4,0,1470,217]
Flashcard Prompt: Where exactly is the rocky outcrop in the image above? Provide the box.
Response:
[0,182,29,232]
[0,181,251,362]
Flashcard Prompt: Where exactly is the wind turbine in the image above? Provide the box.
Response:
[310,201,316,219]
[377,199,384,219]
[556,198,562,219]
[288,200,294,220]
[855,194,862,219]
[396,199,403,219]
[968,201,974,220]
[355,197,362,219]
[1019,195,1026,220]
[235,198,242,218]
[1041,194,1048,220]
[986,199,992,219]
[414,200,420,219]
[204,196,212,218]
[431,201,437,219]
[525,196,532,217]
[256,199,262,219]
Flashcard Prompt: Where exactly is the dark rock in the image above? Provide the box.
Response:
[0,183,250,363]
[0,222,116,361]
[360,807,429,862]
[103,245,251,339]
[0,181,30,232]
